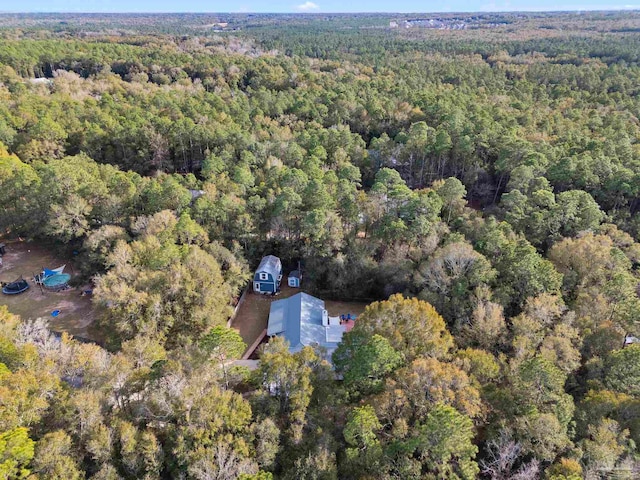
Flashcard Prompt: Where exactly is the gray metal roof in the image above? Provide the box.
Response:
[267,292,346,354]
[256,255,282,278]
[267,297,288,336]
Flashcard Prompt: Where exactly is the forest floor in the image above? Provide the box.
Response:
[0,239,100,342]
[232,285,369,357]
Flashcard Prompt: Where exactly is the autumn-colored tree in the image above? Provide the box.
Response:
[352,294,453,362]
[31,431,84,480]
[416,241,496,328]
[377,357,483,422]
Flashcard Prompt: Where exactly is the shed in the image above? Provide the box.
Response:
[288,270,302,288]
[253,255,282,294]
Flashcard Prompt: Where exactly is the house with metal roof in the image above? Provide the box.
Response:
[267,292,348,356]
[253,255,282,294]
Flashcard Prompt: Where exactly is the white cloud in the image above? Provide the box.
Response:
[295,1,319,11]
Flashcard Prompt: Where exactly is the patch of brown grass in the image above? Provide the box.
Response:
[0,239,100,342]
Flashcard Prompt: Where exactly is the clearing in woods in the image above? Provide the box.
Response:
[0,239,99,342]
[231,284,369,356]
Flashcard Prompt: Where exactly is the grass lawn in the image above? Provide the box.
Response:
[231,284,370,356]
[0,239,100,341]
[232,285,298,350]
[324,299,368,319]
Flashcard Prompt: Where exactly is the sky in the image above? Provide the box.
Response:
[2,0,640,13]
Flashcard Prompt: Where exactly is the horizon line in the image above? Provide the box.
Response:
[1,8,640,14]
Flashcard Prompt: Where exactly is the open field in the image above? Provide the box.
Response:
[231,284,369,356]
[0,239,99,341]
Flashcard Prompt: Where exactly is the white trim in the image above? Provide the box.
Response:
[259,272,268,281]
[254,282,261,292]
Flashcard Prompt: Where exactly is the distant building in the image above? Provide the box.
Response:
[188,189,205,202]
[288,270,302,288]
[624,335,640,347]
[253,255,282,294]
[267,292,350,356]
[27,77,53,86]
[389,21,398,28]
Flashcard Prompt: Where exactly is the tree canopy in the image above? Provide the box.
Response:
[1,10,640,480]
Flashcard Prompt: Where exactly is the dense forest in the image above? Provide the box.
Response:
[1,10,640,479]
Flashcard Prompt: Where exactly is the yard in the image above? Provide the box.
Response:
[0,239,99,342]
[231,284,369,357]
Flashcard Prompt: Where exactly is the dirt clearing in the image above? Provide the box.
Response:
[0,239,99,341]
[231,284,370,356]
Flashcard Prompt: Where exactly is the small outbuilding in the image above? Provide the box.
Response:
[288,270,302,288]
[253,255,282,294]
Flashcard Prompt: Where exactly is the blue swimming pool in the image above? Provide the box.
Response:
[43,273,71,288]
